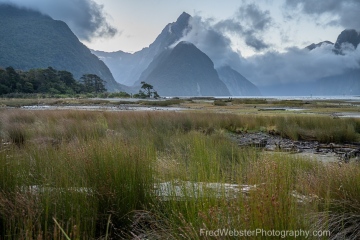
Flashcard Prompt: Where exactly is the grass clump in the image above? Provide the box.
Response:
[213,99,227,106]
[270,100,305,107]
[139,99,185,106]
[231,98,268,104]
[276,115,360,142]
[0,109,359,238]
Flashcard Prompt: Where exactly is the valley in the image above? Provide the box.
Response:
[1,97,360,238]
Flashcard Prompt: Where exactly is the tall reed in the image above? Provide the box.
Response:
[0,109,359,238]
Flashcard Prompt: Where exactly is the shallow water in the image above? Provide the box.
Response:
[337,112,360,118]
[21,105,186,112]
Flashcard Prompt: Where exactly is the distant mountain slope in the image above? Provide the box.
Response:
[315,29,360,95]
[267,29,360,96]
[0,4,123,91]
[305,41,333,50]
[316,69,360,95]
[93,12,191,86]
[136,41,230,96]
[216,66,261,96]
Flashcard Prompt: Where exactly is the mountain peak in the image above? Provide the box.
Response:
[177,12,191,23]
[305,41,333,51]
[334,29,360,53]
[136,39,230,96]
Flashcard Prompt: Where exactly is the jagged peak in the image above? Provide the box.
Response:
[306,41,333,51]
[176,12,191,23]
[334,28,360,53]
[341,29,360,34]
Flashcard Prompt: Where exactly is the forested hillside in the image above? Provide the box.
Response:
[0,67,107,95]
[0,4,122,92]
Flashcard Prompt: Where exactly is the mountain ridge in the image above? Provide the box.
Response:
[216,66,261,96]
[93,12,191,86]
[0,4,124,92]
[93,12,262,96]
[135,41,230,96]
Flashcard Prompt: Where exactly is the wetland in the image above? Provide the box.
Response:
[0,97,360,239]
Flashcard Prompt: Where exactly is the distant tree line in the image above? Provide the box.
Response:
[133,81,160,99]
[0,66,107,95]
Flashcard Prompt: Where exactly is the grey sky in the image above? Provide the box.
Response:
[1,0,351,56]
[1,0,359,87]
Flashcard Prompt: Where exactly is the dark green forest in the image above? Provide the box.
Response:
[0,66,107,95]
[0,4,122,92]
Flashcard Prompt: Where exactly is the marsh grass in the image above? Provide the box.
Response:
[0,109,359,238]
[269,100,306,107]
[231,98,268,105]
[139,99,185,106]
[275,115,360,142]
[213,99,227,106]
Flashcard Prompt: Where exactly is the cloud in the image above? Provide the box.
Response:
[285,0,360,30]
[174,16,245,69]
[171,2,274,70]
[236,3,273,32]
[237,44,360,86]
[0,0,118,41]
[243,34,270,51]
[214,3,272,51]
[174,4,360,89]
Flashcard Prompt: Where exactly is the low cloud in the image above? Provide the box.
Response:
[173,16,245,69]
[215,3,272,51]
[0,0,118,41]
[172,3,273,70]
[174,3,360,88]
[237,44,360,86]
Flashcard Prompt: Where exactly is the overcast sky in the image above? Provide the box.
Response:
[1,0,360,87]
[84,0,347,56]
[1,0,356,56]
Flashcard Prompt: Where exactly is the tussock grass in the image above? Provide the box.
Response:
[0,109,359,238]
[276,115,360,142]
[138,99,185,106]
[231,98,268,105]
[270,100,306,107]
[213,99,227,106]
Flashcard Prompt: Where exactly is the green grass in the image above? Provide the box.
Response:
[138,99,185,106]
[0,109,359,239]
[213,99,227,106]
[231,98,268,104]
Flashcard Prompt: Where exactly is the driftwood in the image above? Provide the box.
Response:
[316,143,360,163]
[317,143,360,150]
[234,132,360,163]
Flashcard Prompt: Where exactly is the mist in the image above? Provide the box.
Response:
[172,3,360,92]
[0,0,118,41]
[239,44,360,87]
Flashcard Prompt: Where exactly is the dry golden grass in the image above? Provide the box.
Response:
[0,105,359,239]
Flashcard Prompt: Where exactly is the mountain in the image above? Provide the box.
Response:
[334,29,360,54]
[316,69,360,95]
[216,66,261,96]
[313,29,360,95]
[0,4,123,92]
[287,29,360,96]
[135,41,230,96]
[259,82,316,96]
[93,12,191,86]
[305,41,333,51]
